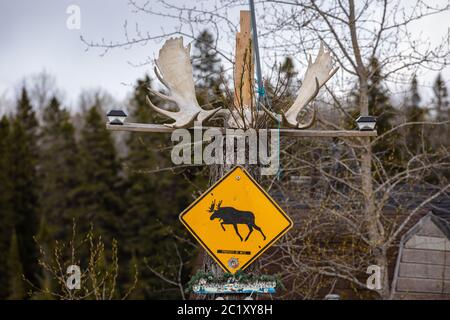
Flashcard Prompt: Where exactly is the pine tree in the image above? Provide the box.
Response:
[433,73,449,122]
[122,76,198,298]
[192,30,224,108]
[366,58,396,134]
[31,215,54,300]
[75,104,123,246]
[16,87,39,152]
[431,73,449,148]
[39,97,81,235]
[265,56,298,113]
[404,75,428,153]
[349,57,396,132]
[9,88,40,289]
[350,57,400,171]
[0,116,14,298]
[7,230,25,300]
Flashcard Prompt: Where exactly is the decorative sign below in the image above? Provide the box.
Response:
[193,279,276,295]
[179,166,293,274]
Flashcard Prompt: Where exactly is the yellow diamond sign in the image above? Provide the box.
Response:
[180,166,293,274]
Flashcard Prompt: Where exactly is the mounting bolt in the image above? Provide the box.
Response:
[236,176,240,181]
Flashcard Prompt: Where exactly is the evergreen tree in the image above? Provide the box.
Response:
[350,57,396,132]
[350,57,400,171]
[16,87,39,153]
[366,58,396,134]
[192,30,224,108]
[404,75,428,153]
[75,104,123,246]
[431,73,449,148]
[39,97,80,234]
[9,88,40,290]
[0,116,14,298]
[36,96,81,298]
[7,230,25,300]
[31,215,54,300]
[265,56,298,113]
[122,76,198,298]
[432,73,449,122]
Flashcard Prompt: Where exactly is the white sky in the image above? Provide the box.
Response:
[0,0,449,112]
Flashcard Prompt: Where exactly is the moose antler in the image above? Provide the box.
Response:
[208,200,216,213]
[261,42,339,129]
[217,200,222,210]
[146,37,221,128]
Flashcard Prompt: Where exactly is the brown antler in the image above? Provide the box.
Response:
[217,200,222,210]
[146,37,221,128]
[261,42,339,129]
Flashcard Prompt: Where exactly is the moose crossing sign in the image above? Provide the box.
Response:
[179,166,293,274]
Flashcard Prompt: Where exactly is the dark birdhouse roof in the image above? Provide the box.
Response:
[356,116,377,122]
[107,109,127,117]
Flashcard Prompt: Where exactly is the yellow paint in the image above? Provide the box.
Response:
[179,166,293,274]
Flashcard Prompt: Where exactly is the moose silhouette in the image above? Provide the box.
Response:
[208,200,266,242]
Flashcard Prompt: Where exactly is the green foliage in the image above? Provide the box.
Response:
[8,88,40,289]
[349,57,402,172]
[433,73,449,122]
[7,230,25,300]
[39,96,81,235]
[0,116,13,297]
[404,75,428,154]
[75,105,124,245]
[192,29,225,108]
[121,76,200,299]
[431,73,450,151]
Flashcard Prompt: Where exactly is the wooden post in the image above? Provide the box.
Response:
[198,10,262,301]
[234,11,254,108]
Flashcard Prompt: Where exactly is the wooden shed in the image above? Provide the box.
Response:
[391,212,450,299]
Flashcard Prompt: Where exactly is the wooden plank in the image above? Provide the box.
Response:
[106,123,378,137]
[405,235,450,251]
[399,262,450,280]
[402,248,449,265]
[234,10,253,108]
[107,123,174,133]
[396,277,450,293]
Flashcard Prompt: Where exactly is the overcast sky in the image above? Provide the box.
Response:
[0,0,449,112]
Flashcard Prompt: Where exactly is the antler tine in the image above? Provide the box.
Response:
[145,95,176,119]
[147,86,176,103]
[282,77,320,129]
[208,200,216,213]
[217,200,222,209]
[259,102,282,123]
[145,95,198,128]
[261,42,339,129]
[146,37,222,128]
[154,65,170,90]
